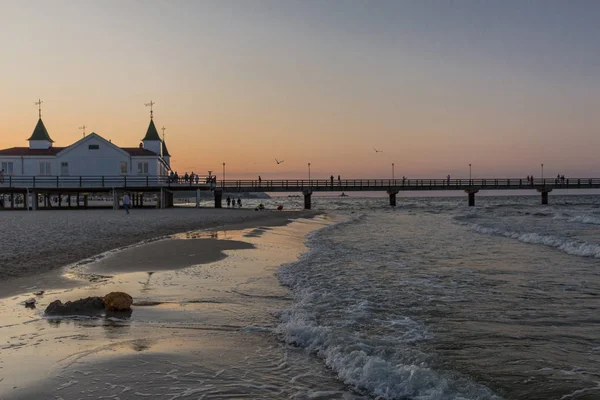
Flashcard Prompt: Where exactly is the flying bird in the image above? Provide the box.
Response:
[275,158,284,164]
[373,148,383,153]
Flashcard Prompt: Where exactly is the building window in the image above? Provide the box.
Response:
[137,162,149,175]
[61,162,69,176]
[88,144,99,150]
[39,162,51,176]
[1,161,14,175]
[120,162,127,175]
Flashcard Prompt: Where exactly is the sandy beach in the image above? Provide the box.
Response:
[0,209,357,399]
[0,208,314,281]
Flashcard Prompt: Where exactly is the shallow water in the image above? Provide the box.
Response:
[278,195,600,399]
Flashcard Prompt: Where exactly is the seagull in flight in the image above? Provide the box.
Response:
[373,147,383,153]
[275,158,284,164]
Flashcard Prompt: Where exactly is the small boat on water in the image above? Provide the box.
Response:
[339,192,349,197]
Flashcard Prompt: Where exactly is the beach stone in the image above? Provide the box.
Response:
[45,296,105,315]
[103,292,133,311]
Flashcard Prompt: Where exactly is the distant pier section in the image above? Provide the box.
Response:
[1,176,599,210]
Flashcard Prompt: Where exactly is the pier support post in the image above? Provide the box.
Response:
[140,193,144,207]
[31,190,38,211]
[465,189,479,207]
[214,189,223,208]
[537,188,552,205]
[10,193,14,209]
[387,189,399,207]
[67,194,71,208]
[196,188,201,208]
[303,189,312,210]
[24,190,29,210]
[113,190,119,210]
[83,194,89,208]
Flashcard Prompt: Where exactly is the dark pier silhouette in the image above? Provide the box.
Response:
[1,176,599,210]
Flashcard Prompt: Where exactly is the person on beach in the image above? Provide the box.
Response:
[226,196,231,208]
[237,198,242,208]
[122,193,131,214]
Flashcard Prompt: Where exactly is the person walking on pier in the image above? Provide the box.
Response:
[258,176,262,186]
[330,175,334,187]
[122,193,131,214]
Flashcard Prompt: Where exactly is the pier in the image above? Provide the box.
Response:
[1,176,599,210]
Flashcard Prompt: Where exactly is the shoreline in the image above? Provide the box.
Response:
[0,208,317,298]
[0,212,345,399]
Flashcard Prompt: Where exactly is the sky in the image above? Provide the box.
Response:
[1,0,599,179]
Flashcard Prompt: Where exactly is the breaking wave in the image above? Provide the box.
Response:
[469,224,600,258]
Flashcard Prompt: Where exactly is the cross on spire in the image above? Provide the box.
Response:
[79,125,87,137]
[34,98,43,119]
[145,100,155,119]
[161,126,166,140]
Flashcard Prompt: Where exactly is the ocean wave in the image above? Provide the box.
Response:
[469,224,600,258]
[567,215,600,225]
[276,291,499,400]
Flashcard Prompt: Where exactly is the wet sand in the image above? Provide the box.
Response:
[0,208,314,281]
[0,214,360,399]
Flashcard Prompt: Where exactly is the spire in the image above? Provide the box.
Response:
[145,100,155,119]
[161,126,171,157]
[142,119,161,141]
[27,118,54,142]
[35,98,43,119]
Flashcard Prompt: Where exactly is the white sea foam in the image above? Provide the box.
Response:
[568,215,600,225]
[278,219,501,400]
[469,224,600,258]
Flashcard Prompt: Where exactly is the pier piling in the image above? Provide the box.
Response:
[303,189,312,210]
[537,188,552,205]
[465,189,479,207]
[214,189,223,208]
[387,189,399,207]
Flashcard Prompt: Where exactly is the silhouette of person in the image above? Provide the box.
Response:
[226,196,231,208]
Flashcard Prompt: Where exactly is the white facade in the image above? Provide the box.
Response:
[0,121,171,178]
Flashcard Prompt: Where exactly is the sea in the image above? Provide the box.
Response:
[259,194,599,399]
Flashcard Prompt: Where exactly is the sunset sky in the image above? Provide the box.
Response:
[2,1,599,179]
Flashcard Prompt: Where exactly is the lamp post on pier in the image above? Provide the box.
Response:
[541,163,544,182]
[308,162,311,182]
[222,162,225,188]
[392,163,395,180]
[469,163,472,180]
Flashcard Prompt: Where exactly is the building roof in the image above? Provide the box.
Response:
[0,147,65,156]
[162,140,171,157]
[0,146,157,157]
[121,147,159,156]
[142,119,162,141]
[27,119,54,142]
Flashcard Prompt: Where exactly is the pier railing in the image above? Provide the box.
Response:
[216,178,600,191]
[0,175,215,189]
[1,176,599,191]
